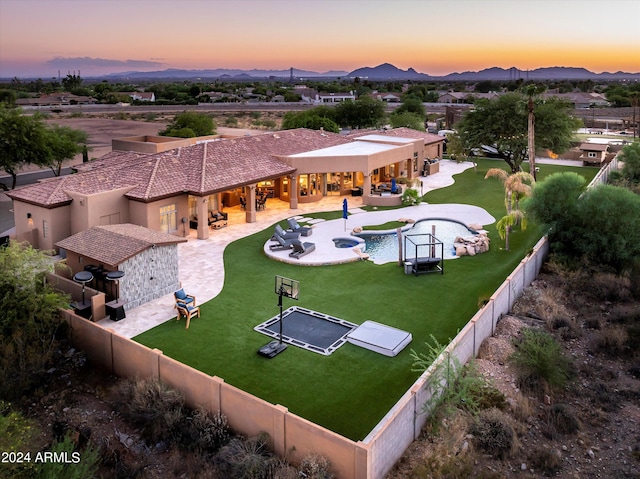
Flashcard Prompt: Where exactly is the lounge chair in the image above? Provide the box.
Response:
[269,232,296,251]
[176,302,200,329]
[289,239,316,259]
[273,224,300,240]
[287,218,313,236]
[174,288,196,307]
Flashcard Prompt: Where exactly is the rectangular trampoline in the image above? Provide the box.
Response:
[254,306,358,356]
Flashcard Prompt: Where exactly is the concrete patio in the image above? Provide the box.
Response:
[97,160,488,337]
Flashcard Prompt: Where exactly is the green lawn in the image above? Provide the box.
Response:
[135,160,597,441]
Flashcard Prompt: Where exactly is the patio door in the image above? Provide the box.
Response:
[160,204,177,233]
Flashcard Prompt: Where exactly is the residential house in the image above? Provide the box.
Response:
[7,128,444,250]
[315,91,356,103]
[437,91,500,104]
[16,93,97,107]
[121,91,156,102]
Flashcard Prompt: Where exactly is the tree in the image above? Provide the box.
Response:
[456,93,581,173]
[38,125,88,176]
[576,185,640,274]
[388,111,424,131]
[616,141,640,183]
[160,111,216,137]
[0,107,50,189]
[485,169,534,250]
[281,110,339,133]
[0,241,70,400]
[334,97,386,129]
[394,97,426,118]
[523,172,586,261]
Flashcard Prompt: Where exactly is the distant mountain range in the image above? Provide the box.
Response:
[101,63,640,81]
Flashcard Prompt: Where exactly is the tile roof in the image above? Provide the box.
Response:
[56,224,186,267]
[7,128,410,207]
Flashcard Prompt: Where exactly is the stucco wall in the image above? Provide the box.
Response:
[12,201,71,251]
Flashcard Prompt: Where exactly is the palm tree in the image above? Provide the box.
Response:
[525,85,538,181]
[485,168,535,250]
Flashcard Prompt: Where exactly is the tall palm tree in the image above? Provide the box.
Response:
[525,85,538,181]
[485,168,535,250]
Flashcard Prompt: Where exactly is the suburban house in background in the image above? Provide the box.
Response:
[7,127,444,251]
[122,91,156,102]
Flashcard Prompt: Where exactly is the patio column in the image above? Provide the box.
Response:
[362,173,372,206]
[289,174,298,209]
[197,196,210,240]
[245,185,257,223]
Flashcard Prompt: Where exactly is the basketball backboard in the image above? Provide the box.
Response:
[275,275,299,300]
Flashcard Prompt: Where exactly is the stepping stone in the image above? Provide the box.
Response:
[348,208,367,214]
[306,218,326,224]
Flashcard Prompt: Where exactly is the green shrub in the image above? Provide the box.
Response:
[469,408,516,459]
[412,336,506,421]
[509,328,572,395]
[401,187,420,206]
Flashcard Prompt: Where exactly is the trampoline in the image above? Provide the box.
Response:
[254,306,357,356]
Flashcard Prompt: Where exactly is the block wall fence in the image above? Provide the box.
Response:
[59,159,619,479]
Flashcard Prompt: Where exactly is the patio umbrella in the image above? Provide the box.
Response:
[342,198,348,231]
[391,177,397,193]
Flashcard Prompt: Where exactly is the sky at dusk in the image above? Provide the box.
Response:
[1,0,639,79]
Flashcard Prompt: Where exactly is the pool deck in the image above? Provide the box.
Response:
[97,160,493,338]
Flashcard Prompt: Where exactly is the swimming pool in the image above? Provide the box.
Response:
[356,219,477,264]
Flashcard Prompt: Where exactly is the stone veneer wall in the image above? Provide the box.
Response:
[119,245,180,310]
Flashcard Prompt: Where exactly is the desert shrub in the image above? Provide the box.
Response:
[175,406,230,453]
[512,393,535,423]
[588,381,621,412]
[469,408,517,459]
[115,377,184,444]
[511,282,572,326]
[214,432,279,479]
[298,453,334,479]
[528,446,562,475]
[589,326,629,357]
[542,403,581,439]
[509,328,572,395]
[412,336,505,422]
[224,115,239,127]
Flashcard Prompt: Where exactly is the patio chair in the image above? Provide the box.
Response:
[174,288,196,307]
[176,302,200,329]
[287,218,313,236]
[208,210,228,225]
[257,195,267,210]
[269,232,296,251]
[239,196,247,210]
[289,239,316,259]
[273,224,300,240]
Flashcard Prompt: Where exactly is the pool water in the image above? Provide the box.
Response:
[357,219,476,264]
[333,238,360,248]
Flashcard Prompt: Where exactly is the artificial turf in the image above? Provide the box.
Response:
[134,159,597,441]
